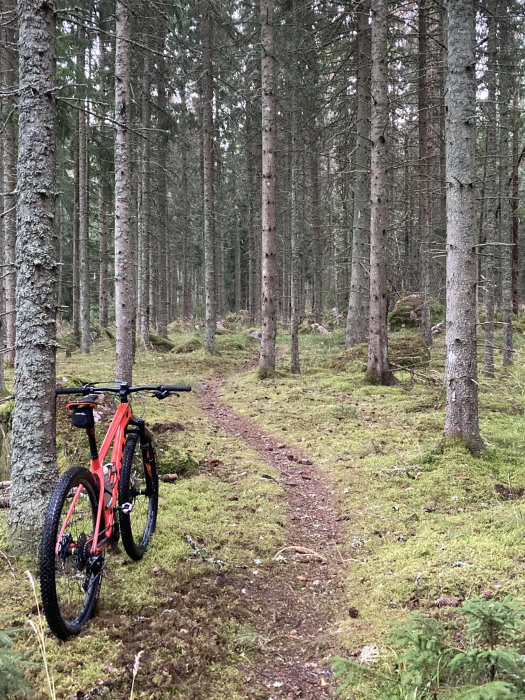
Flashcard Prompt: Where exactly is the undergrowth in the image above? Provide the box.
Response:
[222,328,525,694]
[332,595,525,699]
[0,329,283,698]
[2,325,525,697]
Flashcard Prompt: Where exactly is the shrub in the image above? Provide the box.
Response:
[332,596,525,699]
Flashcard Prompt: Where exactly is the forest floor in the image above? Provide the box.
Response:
[196,372,344,698]
[2,323,525,699]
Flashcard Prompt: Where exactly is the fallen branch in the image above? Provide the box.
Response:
[159,473,178,483]
[185,534,226,568]
[273,545,327,564]
[389,362,440,384]
[0,548,15,577]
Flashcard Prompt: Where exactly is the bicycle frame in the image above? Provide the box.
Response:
[56,401,132,556]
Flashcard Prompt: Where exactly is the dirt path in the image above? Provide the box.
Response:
[197,376,347,699]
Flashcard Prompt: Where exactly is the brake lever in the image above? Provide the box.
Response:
[153,389,177,400]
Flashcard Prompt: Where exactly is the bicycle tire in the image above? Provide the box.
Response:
[40,466,102,640]
[118,432,158,560]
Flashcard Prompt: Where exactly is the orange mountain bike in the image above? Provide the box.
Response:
[39,381,191,640]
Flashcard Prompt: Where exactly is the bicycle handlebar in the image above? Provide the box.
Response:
[56,383,191,396]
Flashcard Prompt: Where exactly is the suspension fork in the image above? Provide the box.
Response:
[128,417,156,483]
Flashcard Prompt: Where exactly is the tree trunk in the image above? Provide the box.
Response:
[137,49,151,347]
[482,5,497,376]
[114,0,133,383]
[181,88,192,320]
[367,0,394,386]
[98,185,108,328]
[511,91,519,315]
[258,0,278,376]
[202,1,216,354]
[418,0,432,347]
[232,146,242,312]
[443,0,481,450]
[72,124,80,344]
[78,22,90,354]
[156,30,169,337]
[346,0,371,347]
[290,109,300,374]
[310,129,322,325]
[246,67,258,323]
[8,0,57,552]
[97,12,110,330]
[1,0,16,366]
[499,2,513,367]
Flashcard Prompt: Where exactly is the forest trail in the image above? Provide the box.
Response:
[197,373,347,699]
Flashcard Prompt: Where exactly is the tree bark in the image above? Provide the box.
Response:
[78,21,90,354]
[443,0,482,450]
[258,0,278,375]
[367,0,394,385]
[72,124,81,344]
[511,91,519,315]
[180,86,192,320]
[498,2,513,367]
[482,5,497,376]
[8,0,57,552]
[1,0,16,366]
[418,0,432,347]
[156,28,169,337]
[137,49,151,347]
[290,106,300,374]
[346,0,371,348]
[310,129,322,325]
[114,0,133,383]
[98,185,108,328]
[202,1,216,354]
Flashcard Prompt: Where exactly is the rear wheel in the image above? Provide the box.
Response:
[40,467,103,640]
[118,432,158,560]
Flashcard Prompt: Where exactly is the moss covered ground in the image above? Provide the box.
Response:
[1,325,525,697]
[222,330,525,653]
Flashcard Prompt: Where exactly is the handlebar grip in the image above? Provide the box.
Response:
[56,387,85,395]
[162,385,191,392]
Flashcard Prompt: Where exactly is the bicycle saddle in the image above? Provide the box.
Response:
[67,394,100,409]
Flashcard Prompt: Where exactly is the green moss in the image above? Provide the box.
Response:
[6,327,525,696]
[256,366,276,380]
[173,337,203,354]
[326,336,430,372]
[150,333,176,352]
[389,295,444,330]
[0,400,14,431]
[216,338,245,352]
[158,445,199,477]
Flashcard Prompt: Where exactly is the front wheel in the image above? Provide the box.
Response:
[118,432,158,560]
[40,467,103,640]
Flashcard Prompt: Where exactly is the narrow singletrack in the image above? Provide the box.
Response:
[197,375,348,699]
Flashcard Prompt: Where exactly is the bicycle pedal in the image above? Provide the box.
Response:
[116,502,133,514]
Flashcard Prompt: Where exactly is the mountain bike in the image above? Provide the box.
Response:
[39,381,191,640]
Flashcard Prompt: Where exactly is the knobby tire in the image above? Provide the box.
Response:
[40,467,102,640]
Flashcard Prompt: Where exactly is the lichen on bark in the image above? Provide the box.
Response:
[7,0,58,553]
